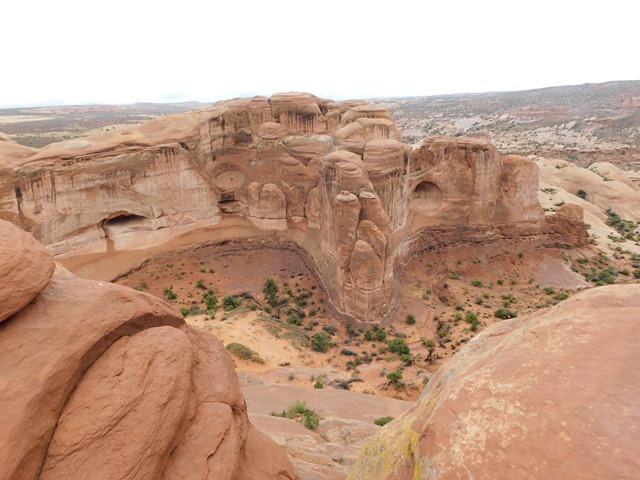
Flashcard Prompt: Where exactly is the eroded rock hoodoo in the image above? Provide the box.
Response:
[0,218,298,480]
[0,93,587,321]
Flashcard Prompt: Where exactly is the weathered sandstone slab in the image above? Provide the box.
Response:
[349,284,640,479]
[0,219,54,323]
[0,218,298,480]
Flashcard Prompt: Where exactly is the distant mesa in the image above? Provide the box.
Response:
[0,92,588,321]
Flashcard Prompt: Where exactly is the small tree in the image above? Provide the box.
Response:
[386,369,403,387]
[263,278,279,306]
[422,337,437,364]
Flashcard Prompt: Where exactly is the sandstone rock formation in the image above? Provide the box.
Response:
[0,219,298,480]
[0,93,587,321]
[348,284,640,479]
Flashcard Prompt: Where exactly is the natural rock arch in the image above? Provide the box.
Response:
[410,181,443,210]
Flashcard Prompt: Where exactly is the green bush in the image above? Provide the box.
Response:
[179,307,189,317]
[226,342,265,364]
[494,308,518,319]
[386,369,403,384]
[287,314,302,325]
[387,338,410,355]
[303,410,320,430]
[204,293,217,311]
[280,400,320,430]
[195,278,206,289]
[314,380,324,389]
[405,314,416,325]
[375,328,387,342]
[464,311,478,323]
[163,288,177,300]
[374,416,394,427]
[471,279,483,287]
[222,295,242,311]
[364,329,374,341]
[311,332,331,352]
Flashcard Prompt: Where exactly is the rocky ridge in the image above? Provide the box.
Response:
[0,93,587,322]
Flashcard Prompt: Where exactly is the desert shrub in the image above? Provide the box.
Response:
[340,348,357,356]
[323,323,338,335]
[364,329,374,341]
[405,314,416,325]
[204,293,217,311]
[163,288,177,300]
[386,369,403,385]
[471,279,483,287]
[314,380,324,389]
[387,338,410,355]
[279,400,319,430]
[554,292,569,301]
[494,308,518,319]
[311,332,331,352]
[374,416,394,427]
[374,328,387,342]
[543,287,556,295]
[195,278,206,289]
[287,313,302,325]
[179,307,189,317]
[226,343,265,364]
[400,354,413,366]
[222,295,242,311]
[303,410,319,430]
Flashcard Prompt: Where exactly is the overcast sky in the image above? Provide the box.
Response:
[2,0,638,108]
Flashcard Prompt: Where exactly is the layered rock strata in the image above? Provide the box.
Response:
[0,93,587,321]
[348,284,640,479]
[0,219,298,480]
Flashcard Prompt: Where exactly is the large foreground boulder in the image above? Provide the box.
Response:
[0,219,298,480]
[349,284,640,479]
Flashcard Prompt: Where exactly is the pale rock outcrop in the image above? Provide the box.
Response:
[537,157,640,221]
[0,219,298,480]
[349,284,640,480]
[588,161,638,190]
[0,94,586,322]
